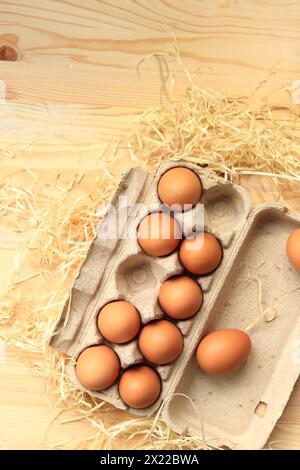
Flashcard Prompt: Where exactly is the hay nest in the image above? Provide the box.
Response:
[1,81,300,449]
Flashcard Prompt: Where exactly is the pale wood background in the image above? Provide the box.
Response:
[1,0,300,450]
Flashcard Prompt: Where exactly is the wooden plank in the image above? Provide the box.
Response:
[0,0,300,450]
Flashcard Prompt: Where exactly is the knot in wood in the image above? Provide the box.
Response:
[0,45,18,61]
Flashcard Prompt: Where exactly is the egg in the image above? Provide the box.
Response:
[286,228,300,272]
[97,300,141,344]
[196,329,251,375]
[119,364,161,409]
[137,212,181,257]
[159,276,203,320]
[158,167,202,210]
[138,319,183,365]
[76,345,120,390]
[179,231,222,275]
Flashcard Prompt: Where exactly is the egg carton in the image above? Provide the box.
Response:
[50,161,300,449]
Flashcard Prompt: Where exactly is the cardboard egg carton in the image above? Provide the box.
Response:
[50,161,300,449]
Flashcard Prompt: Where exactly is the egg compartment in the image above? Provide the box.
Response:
[51,161,251,415]
[163,203,300,449]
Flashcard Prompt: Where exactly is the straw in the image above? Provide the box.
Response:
[1,50,300,450]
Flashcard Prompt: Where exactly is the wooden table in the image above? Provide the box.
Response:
[1,0,300,450]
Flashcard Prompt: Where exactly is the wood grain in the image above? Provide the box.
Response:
[0,0,300,450]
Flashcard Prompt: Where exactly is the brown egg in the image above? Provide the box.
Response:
[179,232,222,275]
[76,345,120,391]
[137,212,181,257]
[98,301,141,344]
[138,319,183,365]
[196,329,251,375]
[286,228,300,272]
[159,276,203,320]
[119,365,161,409]
[158,167,202,210]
